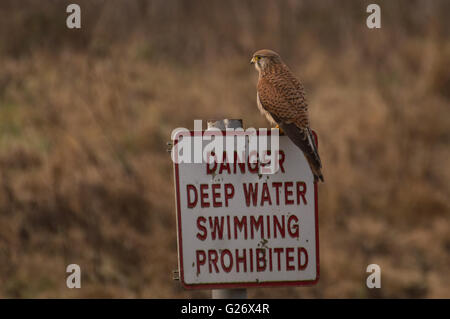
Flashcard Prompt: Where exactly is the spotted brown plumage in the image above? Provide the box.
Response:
[251,49,324,182]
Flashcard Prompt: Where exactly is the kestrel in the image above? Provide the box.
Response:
[251,49,324,182]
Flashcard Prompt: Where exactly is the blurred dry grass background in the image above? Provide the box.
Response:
[0,0,449,298]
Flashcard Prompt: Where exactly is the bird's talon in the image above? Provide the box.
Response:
[274,125,284,135]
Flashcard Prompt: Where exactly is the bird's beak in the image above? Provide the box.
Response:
[250,57,256,65]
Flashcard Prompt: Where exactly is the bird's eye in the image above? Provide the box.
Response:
[255,56,260,60]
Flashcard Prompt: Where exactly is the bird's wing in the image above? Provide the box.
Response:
[257,71,322,176]
[257,69,309,128]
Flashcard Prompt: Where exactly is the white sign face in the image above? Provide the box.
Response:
[173,131,319,289]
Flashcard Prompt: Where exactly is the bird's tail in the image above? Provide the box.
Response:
[281,123,324,183]
[305,128,324,183]
[306,156,324,182]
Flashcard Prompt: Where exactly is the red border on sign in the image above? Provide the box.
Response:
[172,130,320,289]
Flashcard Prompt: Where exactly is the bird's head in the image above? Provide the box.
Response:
[250,49,282,72]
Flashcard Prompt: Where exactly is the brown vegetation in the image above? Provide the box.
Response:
[0,0,449,298]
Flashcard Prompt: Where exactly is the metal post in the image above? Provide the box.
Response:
[207,119,248,300]
[212,288,247,299]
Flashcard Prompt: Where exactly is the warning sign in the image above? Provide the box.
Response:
[172,130,319,289]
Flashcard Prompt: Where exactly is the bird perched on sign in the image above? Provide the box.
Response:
[250,49,324,182]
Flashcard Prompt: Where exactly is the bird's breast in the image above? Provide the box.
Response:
[256,92,277,125]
